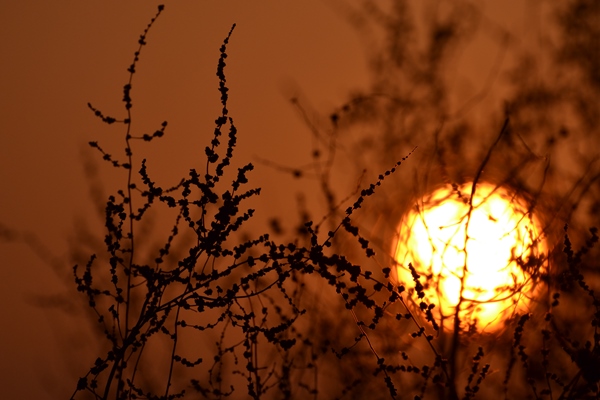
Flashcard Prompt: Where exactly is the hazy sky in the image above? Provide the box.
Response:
[0,1,548,398]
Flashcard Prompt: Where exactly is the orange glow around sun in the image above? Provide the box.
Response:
[393,182,547,333]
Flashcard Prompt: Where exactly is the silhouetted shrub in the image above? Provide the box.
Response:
[8,3,596,399]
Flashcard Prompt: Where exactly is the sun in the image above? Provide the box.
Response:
[393,182,547,333]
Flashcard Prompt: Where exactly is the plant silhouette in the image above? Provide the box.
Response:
[25,3,599,399]
[71,5,419,399]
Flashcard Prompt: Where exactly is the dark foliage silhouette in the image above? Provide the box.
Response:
[0,2,597,399]
[70,5,422,399]
[70,3,600,399]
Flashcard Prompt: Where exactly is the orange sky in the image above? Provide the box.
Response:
[0,1,554,398]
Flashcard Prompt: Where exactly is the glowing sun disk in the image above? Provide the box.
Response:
[393,182,546,332]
